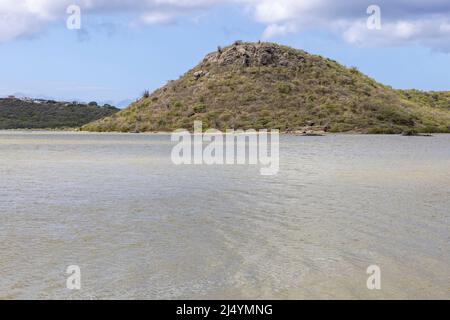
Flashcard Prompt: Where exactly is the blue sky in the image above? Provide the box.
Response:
[0,1,449,106]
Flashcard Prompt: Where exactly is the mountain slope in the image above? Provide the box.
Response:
[82,42,450,133]
[0,98,119,129]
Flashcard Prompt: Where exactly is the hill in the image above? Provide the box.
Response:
[81,42,450,134]
[0,98,119,130]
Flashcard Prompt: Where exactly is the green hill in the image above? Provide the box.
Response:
[81,42,450,134]
[0,98,119,130]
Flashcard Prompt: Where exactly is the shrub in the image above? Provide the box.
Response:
[172,101,183,109]
[193,104,207,113]
[276,82,292,94]
[350,67,359,74]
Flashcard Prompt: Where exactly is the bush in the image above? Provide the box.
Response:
[350,67,359,74]
[276,82,292,94]
[172,101,183,109]
[193,104,207,113]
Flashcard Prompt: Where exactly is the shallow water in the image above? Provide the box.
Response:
[0,131,449,299]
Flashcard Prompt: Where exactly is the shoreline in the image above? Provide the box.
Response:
[0,129,447,136]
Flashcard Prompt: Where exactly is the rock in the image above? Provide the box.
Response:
[242,54,251,67]
[402,129,418,136]
[279,59,289,67]
[402,130,433,137]
[260,52,273,65]
[193,71,207,80]
[303,131,324,136]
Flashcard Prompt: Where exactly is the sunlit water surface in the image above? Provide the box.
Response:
[0,131,449,299]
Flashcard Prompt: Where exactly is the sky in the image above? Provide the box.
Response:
[0,0,449,107]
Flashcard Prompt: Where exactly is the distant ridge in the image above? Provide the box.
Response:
[80,41,450,133]
[0,97,119,130]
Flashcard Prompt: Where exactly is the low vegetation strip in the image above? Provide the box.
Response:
[0,98,119,130]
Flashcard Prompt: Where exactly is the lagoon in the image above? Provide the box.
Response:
[0,131,449,299]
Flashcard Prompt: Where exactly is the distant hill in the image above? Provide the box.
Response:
[0,98,119,130]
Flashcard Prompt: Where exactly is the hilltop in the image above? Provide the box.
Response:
[0,97,119,130]
[81,42,450,134]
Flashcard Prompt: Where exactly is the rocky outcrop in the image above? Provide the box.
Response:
[202,42,307,69]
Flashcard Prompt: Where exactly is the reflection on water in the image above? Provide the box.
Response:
[0,131,449,299]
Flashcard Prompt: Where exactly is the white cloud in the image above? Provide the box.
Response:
[262,23,297,39]
[343,20,422,45]
[248,0,450,51]
[343,17,450,52]
[139,12,175,25]
[440,23,450,33]
[0,0,224,41]
[0,0,450,51]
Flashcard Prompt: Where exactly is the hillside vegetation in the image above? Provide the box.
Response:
[399,90,450,111]
[82,42,450,133]
[0,98,119,129]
